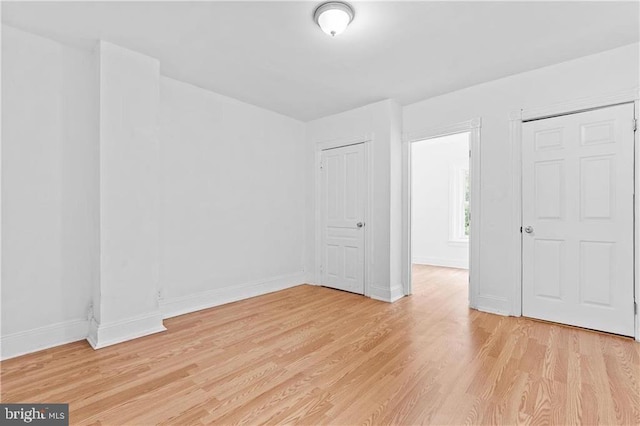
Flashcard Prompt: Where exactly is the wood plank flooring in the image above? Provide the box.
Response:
[1,265,639,425]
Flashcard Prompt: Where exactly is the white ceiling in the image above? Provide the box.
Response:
[3,1,639,121]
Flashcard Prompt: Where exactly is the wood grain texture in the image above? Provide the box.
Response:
[1,265,639,425]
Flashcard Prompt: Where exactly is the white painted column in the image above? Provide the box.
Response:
[387,100,404,301]
[369,99,404,302]
[88,41,165,348]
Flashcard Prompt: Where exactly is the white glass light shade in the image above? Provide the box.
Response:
[317,9,350,36]
[314,2,355,37]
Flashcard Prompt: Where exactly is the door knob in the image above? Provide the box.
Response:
[357,222,364,228]
[524,226,534,234]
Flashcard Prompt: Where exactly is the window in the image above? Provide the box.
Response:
[449,167,470,243]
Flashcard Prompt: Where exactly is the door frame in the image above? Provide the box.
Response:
[509,87,640,341]
[401,118,481,306]
[314,134,373,296]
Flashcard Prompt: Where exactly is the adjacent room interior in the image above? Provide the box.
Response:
[411,132,470,299]
[1,1,639,424]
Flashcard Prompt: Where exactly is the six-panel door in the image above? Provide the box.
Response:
[522,103,635,336]
[321,143,366,294]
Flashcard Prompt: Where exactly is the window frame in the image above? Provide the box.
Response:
[449,166,470,245]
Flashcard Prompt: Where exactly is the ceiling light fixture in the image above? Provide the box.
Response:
[313,1,355,37]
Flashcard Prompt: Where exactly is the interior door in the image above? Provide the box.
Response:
[522,103,635,336]
[321,143,366,294]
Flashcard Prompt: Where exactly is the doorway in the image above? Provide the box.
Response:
[410,132,470,294]
[403,118,481,304]
[521,103,635,336]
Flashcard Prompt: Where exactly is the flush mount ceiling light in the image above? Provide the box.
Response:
[313,1,355,37]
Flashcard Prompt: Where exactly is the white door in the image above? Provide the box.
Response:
[522,103,635,336]
[321,143,366,294]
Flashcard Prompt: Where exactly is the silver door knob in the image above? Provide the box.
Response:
[356,222,364,228]
[524,226,534,233]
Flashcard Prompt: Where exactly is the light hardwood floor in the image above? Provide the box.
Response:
[1,265,639,425]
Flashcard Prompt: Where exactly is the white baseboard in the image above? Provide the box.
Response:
[87,310,166,349]
[476,306,510,317]
[473,294,511,317]
[160,272,306,319]
[389,284,404,302]
[2,273,305,358]
[303,272,318,286]
[412,256,469,269]
[1,319,89,360]
[370,284,405,303]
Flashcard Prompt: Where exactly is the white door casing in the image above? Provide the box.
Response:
[402,118,481,304]
[522,103,635,336]
[320,143,366,294]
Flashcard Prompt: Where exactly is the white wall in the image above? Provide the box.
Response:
[411,133,469,269]
[1,25,98,358]
[1,26,308,356]
[306,99,404,302]
[157,77,307,317]
[404,42,640,314]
